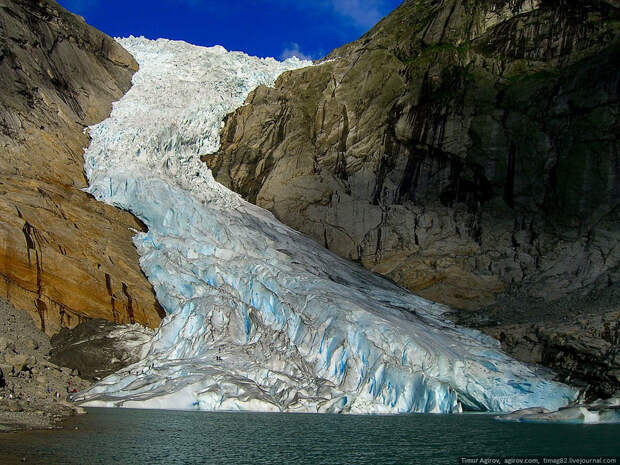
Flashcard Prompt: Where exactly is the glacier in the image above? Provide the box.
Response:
[75,36,579,414]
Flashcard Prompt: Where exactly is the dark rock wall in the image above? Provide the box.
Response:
[50,319,152,381]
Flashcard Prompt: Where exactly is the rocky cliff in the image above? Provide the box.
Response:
[0,0,164,334]
[210,0,619,311]
[209,0,620,397]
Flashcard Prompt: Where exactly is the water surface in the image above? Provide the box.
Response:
[0,408,618,464]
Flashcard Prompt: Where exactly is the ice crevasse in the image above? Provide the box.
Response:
[76,36,578,414]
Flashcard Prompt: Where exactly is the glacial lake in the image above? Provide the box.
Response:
[0,408,618,464]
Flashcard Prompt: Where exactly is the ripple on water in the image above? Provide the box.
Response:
[0,409,618,465]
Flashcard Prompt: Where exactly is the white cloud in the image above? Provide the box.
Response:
[280,42,315,61]
[284,0,393,29]
[267,0,395,30]
[330,0,385,29]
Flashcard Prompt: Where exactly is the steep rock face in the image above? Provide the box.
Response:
[210,0,620,311]
[0,0,164,334]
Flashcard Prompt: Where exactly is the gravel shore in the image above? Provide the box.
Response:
[0,299,90,433]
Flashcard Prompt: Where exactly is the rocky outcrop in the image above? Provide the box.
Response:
[210,0,620,312]
[455,283,620,400]
[0,0,164,334]
[497,400,620,423]
[491,314,620,400]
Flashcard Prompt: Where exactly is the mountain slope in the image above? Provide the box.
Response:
[210,0,620,312]
[0,0,164,334]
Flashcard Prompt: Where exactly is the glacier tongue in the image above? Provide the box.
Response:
[77,36,578,414]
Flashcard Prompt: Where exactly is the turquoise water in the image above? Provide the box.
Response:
[0,408,618,464]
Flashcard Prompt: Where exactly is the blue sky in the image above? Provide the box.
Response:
[58,0,402,60]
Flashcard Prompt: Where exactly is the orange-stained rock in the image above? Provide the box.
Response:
[0,0,164,334]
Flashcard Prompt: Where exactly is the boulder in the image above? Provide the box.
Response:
[4,353,33,373]
[0,337,15,353]
[21,337,39,352]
